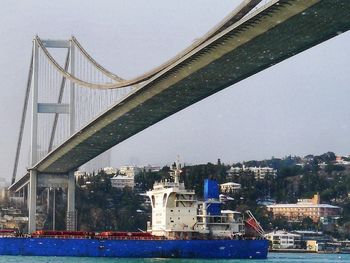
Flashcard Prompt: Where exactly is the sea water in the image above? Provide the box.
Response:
[0,253,348,263]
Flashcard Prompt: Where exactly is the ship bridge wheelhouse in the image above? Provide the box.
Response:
[147,182,199,237]
[146,161,199,237]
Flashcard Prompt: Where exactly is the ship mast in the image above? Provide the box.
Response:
[170,156,182,184]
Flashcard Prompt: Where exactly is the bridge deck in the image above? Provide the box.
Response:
[10,0,350,190]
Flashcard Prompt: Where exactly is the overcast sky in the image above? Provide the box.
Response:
[1,0,350,181]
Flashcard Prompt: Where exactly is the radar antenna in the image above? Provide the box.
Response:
[170,156,182,184]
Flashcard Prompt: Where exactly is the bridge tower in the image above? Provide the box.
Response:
[28,38,76,233]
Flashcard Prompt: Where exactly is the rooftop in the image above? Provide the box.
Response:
[267,203,340,209]
[221,182,241,186]
[265,230,301,237]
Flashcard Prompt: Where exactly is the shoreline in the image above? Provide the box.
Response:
[269,249,316,253]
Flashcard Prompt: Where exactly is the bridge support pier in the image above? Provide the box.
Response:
[28,169,37,233]
[66,171,76,231]
[26,184,30,210]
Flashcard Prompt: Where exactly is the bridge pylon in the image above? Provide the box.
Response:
[28,37,76,233]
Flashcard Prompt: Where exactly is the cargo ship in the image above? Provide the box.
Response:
[0,161,268,258]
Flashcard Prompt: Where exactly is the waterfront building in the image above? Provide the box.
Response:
[266,194,340,222]
[265,230,301,249]
[293,230,331,242]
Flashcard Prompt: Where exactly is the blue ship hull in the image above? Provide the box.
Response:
[0,238,268,259]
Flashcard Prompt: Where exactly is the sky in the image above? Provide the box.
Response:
[1,0,350,181]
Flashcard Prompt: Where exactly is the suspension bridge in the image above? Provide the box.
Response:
[8,0,350,233]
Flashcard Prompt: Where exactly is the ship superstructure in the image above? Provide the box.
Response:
[146,161,198,238]
[146,160,255,240]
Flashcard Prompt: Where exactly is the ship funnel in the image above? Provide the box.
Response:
[204,179,221,215]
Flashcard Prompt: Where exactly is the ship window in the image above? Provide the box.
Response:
[188,210,190,213]
[151,195,155,207]
[163,193,167,207]
[171,209,173,212]
[171,220,174,223]
[178,217,180,220]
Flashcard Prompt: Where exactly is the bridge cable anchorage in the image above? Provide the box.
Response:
[34,1,261,90]
[11,49,34,185]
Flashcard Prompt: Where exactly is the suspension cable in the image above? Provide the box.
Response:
[11,0,263,185]
[35,0,262,90]
[12,48,33,184]
[48,49,70,152]
[72,36,124,82]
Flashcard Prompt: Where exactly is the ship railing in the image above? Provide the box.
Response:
[96,236,164,240]
[31,234,95,239]
[175,199,197,202]
[153,181,189,189]
[0,229,18,237]
[30,234,164,240]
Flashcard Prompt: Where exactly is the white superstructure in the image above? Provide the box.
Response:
[146,160,248,239]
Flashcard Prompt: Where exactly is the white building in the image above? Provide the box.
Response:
[143,165,161,173]
[74,170,86,178]
[110,166,141,189]
[111,174,135,189]
[335,156,350,165]
[227,165,277,180]
[227,167,242,175]
[266,194,340,223]
[220,182,241,193]
[119,166,141,177]
[0,178,9,202]
[265,230,301,249]
[103,167,117,175]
